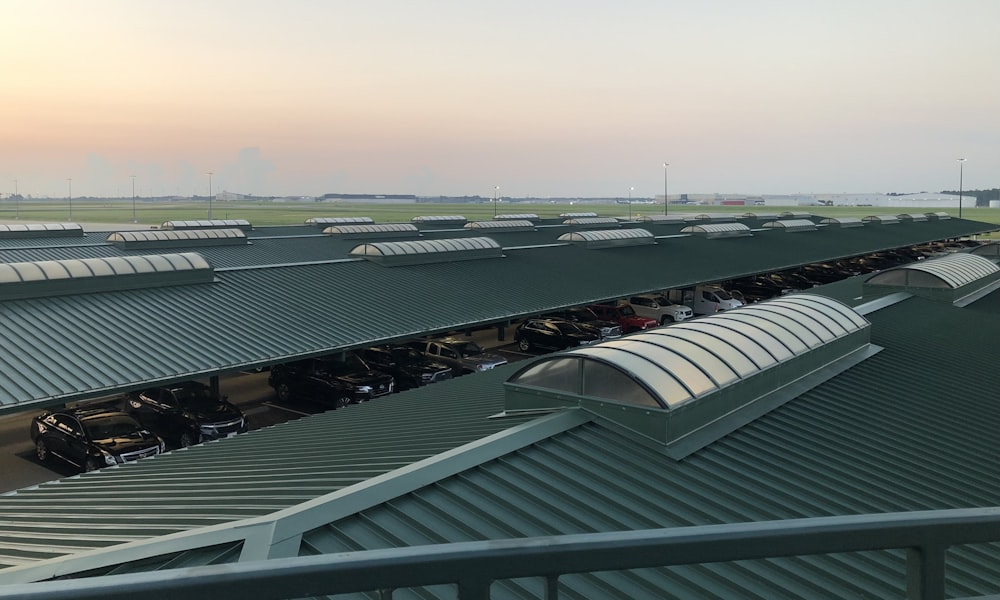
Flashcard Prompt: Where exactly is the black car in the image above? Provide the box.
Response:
[269,353,395,408]
[30,405,164,473]
[514,318,602,352]
[126,381,248,449]
[357,345,453,391]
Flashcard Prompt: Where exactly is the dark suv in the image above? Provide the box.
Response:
[126,381,248,449]
[357,345,453,391]
[269,354,395,408]
[31,405,164,473]
[514,318,601,352]
[549,307,623,340]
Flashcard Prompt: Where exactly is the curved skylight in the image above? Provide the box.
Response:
[559,212,598,218]
[762,219,818,232]
[562,217,619,227]
[557,228,655,248]
[680,223,753,238]
[689,214,737,222]
[636,215,685,223]
[740,213,780,220]
[323,223,420,237]
[411,215,467,224]
[161,219,252,230]
[861,215,900,225]
[866,253,999,289]
[926,212,951,220]
[107,229,247,245]
[819,217,864,228]
[494,213,540,221]
[897,213,928,222]
[0,223,85,238]
[504,294,875,458]
[778,211,812,219]
[465,220,536,231]
[306,217,375,225]
[0,253,214,299]
[349,237,503,265]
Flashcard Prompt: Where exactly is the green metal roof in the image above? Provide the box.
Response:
[1,291,995,596]
[0,219,995,413]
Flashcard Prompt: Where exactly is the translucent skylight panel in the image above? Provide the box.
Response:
[0,265,21,283]
[639,331,741,386]
[708,319,794,361]
[63,260,95,278]
[656,327,758,376]
[574,347,693,406]
[714,313,806,355]
[35,261,72,280]
[581,360,663,408]
[675,323,777,369]
[14,262,46,281]
[597,340,718,397]
[776,300,852,337]
[789,295,869,330]
[724,310,817,350]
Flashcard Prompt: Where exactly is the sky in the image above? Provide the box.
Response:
[2,0,998,199]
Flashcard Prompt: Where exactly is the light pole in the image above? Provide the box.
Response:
[494,185,500,217]
[628,186,634,220]
[663,163,669,216]
[131,175,137,222]
[206,172,214,219]
[957,158,966,218]
[67,178,72,220]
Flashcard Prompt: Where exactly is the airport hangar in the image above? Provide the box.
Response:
[0,212,997,599]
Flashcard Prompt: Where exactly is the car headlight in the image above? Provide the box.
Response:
[476,364,489,371]
[100,450,117,466]
[355,385,372,393]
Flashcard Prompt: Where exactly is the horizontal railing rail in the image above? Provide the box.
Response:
[1,508,998,600]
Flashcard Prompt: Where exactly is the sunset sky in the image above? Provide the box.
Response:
[3,0,998,199]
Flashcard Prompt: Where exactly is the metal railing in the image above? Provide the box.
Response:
[1,508,998,600]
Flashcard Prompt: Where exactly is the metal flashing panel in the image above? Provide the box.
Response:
[107,229,248,248]
[0,223,85,238]
[161,219,252,231]
[762,219,818,232]
[348,236,503,266]
[680,223,753,238]
[557,228,656,249]
[505,294,873,457]
[322,223,420,239]
[464,220,536,232]
[0,253,214,300]
[862,215,900,225]
[820,217,864,228]
[306,217,375,226]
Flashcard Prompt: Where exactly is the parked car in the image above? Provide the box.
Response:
[548,307,623,340]
[30,405,164,473]
[357,345,453,391]
[514,318,602,352]
[411,337,508,376]
[627,295,693,325]
[126,381,248,448]
[589,303,658,333]
[269,354,395,408]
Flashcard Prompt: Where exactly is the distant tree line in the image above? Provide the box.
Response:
[939,188,1000,207]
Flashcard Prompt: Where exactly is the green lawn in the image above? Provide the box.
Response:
[1,200,998,229]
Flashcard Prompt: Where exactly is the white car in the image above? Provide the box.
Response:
[627,295,693,325]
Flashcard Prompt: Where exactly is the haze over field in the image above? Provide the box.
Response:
[3,0,998,200]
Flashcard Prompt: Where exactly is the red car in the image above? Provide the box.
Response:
[588,303,658,333]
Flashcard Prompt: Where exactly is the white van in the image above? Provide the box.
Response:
[668,285,744,316]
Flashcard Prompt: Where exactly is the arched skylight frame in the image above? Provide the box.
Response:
[0,223,85,238]
[306,217,375,226]
[322,223,420,238]
[464,220,536,232]
[761,219,818,232]
[862,215,900,225]
[562,217,620,228]
[680,223,753,238]
[411,215,467,225]
[819,217,864,228]
[559,212,598,218]
[349,236,503,266]
[557,228,655,248]
[161,219,252,231]
[106,229,247,247]
[866,253,999,289]
[494,213,540,221]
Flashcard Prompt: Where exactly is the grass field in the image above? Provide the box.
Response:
[1,200,998,229]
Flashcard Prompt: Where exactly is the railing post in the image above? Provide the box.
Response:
[457,578,491,600]
[545,575,560,599]
[906,544,947,600]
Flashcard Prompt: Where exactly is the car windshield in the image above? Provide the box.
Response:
[619,305,636,316]
[569,308,598,321]
[715,290,733,300]
[452,342,484,358]
[174,386,220,409]
[553,321,581,334]
[83,415,141,439]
